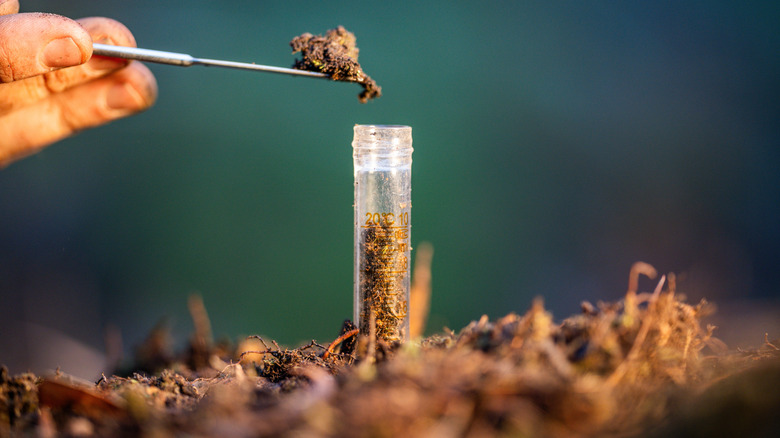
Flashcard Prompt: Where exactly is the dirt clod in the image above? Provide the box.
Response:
[0,367,40,432]
[291,26,382,103]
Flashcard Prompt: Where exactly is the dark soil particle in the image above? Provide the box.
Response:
[291,26,382,103]
[0,367,40,431]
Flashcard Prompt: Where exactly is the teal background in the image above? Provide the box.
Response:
[2,1,779,375]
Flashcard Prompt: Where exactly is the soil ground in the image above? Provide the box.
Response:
[2,263,779,437]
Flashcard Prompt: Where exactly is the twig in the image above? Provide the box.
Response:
[188,295,213,347]
[323,329,359,360]
[627,261,657,294]
[607,274,666,387]
[367,310,377,364]
[765,333,779,351]
[247,335,271,351]
[239,350,272,360]
[410,242,434,338]
[301,340,328,352]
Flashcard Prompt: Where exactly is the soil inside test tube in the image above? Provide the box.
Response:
[359,223,408,342]
[290,26,382,103]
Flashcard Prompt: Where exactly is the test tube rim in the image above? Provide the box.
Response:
[354,124,410,129]
[353,125,412,153]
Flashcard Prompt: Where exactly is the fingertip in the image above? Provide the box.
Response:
[128,62,158,109]
[0,0,20,15]
[77,17,136,71]
[77,17,137,49]
[31,13,94,64]
[105,62,158,113]
[0,13,92,82]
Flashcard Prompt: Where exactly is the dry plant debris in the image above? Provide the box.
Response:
[2,263,779,437]
[291,26,382,103]
[357,223,409,342]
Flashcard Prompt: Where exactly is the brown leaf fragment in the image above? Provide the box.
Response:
[38,378,125,419]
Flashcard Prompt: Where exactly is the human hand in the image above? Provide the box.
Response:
[0,0,157,167]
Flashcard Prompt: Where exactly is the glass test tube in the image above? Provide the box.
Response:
[353,125,413,343]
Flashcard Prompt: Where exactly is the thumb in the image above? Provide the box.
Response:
[0,12,92,83]
[0,1,19,15]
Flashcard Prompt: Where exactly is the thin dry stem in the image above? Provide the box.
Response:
[410,242,434,338]
[765,333,779,350]
[247,335,271,351]
[239,350,272,360]
[188,294,213,347]
[627,261,658,294]
[367,310,377,364]
[607,274,666,387]
[323,329,359,360]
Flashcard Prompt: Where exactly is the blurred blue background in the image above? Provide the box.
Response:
[2,0,779,377]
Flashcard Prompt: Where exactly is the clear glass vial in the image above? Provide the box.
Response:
[353,125,413,343]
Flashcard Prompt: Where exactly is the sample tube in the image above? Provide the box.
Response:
[353,125,413,343]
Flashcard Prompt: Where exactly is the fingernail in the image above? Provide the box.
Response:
[106,82,144,111]
[42,37,85,68]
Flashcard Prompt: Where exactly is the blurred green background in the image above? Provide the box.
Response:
[2,0,779,377]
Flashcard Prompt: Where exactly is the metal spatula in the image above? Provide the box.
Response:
[92,43,327,79]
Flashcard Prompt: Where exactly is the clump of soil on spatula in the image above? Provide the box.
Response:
[291,26,382,103]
